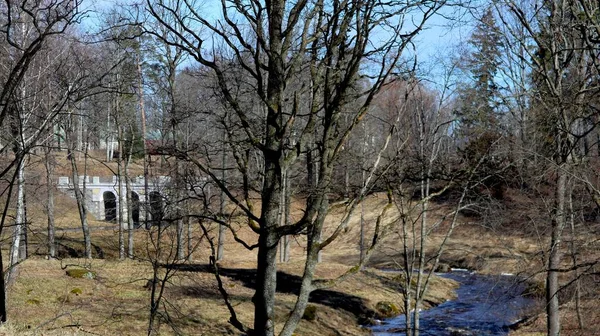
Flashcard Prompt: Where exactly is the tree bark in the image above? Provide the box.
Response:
[283,169,291,262]
[126,155,134,259]
[69,141,92,259]
[252,229,279,336]
[252,126,282,336]
[547,168,567,336]
[9,160,25,266]
[0,247,6,322]
[118,126,125,260]
[45,147,55,258]
[217,130,227,261]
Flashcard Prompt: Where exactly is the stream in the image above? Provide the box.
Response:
[371,270,535,336]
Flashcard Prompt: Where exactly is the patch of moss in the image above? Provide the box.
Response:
[71,288,83,295]
[114,289,146,299]
[184,316,203,325]
[392,274,418,287]
[524,279,545,298]
[56,295,70,303]
[302,304,317,321]
[66,269,96,279]
[375,301,400,318]
[25,299,40,305]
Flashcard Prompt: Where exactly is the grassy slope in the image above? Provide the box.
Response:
[0,153,458,335]
[1,152,598,335]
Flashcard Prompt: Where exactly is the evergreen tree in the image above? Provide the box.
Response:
[456,7,506,200]
[457,7,503,144]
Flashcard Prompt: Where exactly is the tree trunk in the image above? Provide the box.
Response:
[176,219,184,260]
[547,168,566,336]
[21,186,28,260]
[126,158,134,259]
[279,196,327,336]
[175,170,184,260]
[118,127,125,260]
[0,248,6,322]
[283,169,291,262]
[9,160,25,267]
[45,147,55,258]
[137,54,150,231]
[106,101,112,162]
[252,135,282,335]
[69,143,92,259]
[400,214,413,334]
[217,131,227,261]
[186,205,192,261]
[252,229,279,336]
[568,186,583,329]
[279,168,287,263]
[148,225,164,335]
[413,186,429,336]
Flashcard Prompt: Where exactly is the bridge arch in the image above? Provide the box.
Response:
[103,191,117,221]
[131,191,140,227]
[149,191,164,225]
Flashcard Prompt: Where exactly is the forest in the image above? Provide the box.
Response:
[0,0,599,335]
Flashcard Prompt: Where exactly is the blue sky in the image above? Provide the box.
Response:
[79,0,474,84]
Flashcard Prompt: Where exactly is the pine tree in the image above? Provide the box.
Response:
[456,7,505,200]
[457,7,503,144]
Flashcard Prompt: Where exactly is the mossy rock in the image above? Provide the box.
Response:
[302,304,317,321]
[26,299,41,305]
[66,269,96,279]
[375,301,400,318]
[70,288,83,295]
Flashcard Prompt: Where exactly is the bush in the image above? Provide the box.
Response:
[375,301,400,318]
[523,279,545,298]
[302,304,318,321]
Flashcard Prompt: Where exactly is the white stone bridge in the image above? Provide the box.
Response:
[57,175,171,227]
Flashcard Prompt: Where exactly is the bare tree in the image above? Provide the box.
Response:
[494,1,600,334]
[0,0,90,322]
[146,0,445,335]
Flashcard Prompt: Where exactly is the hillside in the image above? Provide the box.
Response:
[0,154,598,335]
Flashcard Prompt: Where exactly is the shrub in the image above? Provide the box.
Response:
[302,304,318,321]
[375,301,400,318]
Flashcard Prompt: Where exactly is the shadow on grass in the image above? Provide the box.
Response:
[166,264,375,319]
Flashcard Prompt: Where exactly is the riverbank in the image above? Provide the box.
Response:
[2,181,597,335]
[372,270,536,336]
[0,256,460,336]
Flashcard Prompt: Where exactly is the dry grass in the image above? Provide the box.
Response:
[0,174,459,336]
[2,257,458,336]
[4,152,598,335]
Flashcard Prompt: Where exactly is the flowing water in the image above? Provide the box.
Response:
[371,270,535,336]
